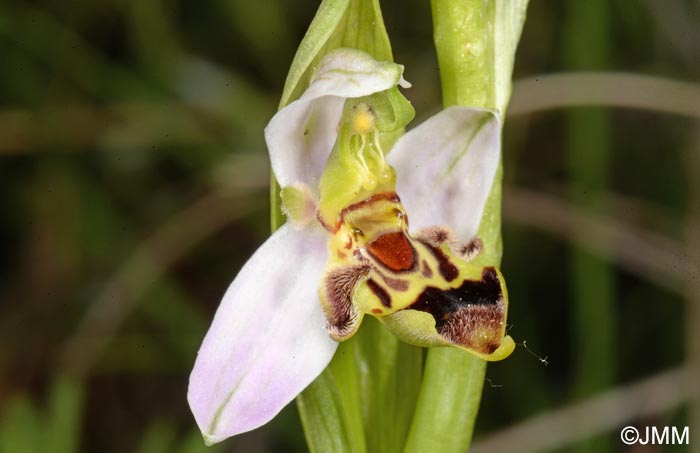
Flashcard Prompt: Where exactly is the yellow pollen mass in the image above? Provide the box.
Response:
[351,103,376,135]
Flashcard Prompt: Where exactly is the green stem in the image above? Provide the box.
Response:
[430,0,495,110]
[405,1,526,451]
[405,2,495,452]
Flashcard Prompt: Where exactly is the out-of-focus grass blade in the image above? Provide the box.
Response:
[127,0,184,89]
[563,1,614,452]
[0,375,83,453]
[0,3,152,99]
[178,428,223,453]
[213,0,294,83]
[45,375,84,453]
[0,395,41,453]
[136,420,177,453]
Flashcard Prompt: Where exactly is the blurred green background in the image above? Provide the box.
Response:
[1,1,698,452]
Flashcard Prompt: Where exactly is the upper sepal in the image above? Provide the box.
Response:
[265,48,408,190]
[387,106,501,246]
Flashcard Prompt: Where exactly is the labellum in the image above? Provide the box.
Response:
[315,96,514,361]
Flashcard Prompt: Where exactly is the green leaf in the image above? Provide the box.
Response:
[297,368,355,453]
[494,0,529,114]
[279,0,350,108]
[355,319,422,453]
[297,319,423,453]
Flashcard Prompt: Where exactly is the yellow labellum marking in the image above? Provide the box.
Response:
[318,191,514,361]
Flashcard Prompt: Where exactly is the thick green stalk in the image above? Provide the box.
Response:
[563,1,614,452]
[405,1,526,451]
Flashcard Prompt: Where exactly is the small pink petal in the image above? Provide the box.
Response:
[387,106,501,244]
[188,224,336,444]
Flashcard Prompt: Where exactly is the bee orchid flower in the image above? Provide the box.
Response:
[188,48,514,445]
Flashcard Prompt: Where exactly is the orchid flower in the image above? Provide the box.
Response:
[188,48,514,445]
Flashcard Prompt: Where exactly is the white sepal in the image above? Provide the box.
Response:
[387,106,501,244]
[188,223,336,444]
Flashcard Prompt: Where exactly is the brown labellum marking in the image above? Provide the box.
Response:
[460,237,483,261]
[421,260,433,278]
[367,232,416,272]
[367,278,392,308]
[371,308,383,314]
[337,251,347,259]
[407,268,505,354]
[341,192,401,218]
[318,192,401,233]
[317,211,337,233]
[416,226,454,248]
[377,271,410,291]
[419,240,459,282]
[344,236,353,250]
[323,264,369,338]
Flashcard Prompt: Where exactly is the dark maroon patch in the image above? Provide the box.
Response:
[407,267,504,353]
[367,232,416,272]
[419,241,459,282]
[409,268,501,320]
[367,278,392,308]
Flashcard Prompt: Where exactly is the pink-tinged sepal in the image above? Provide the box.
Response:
[187,224,336,444]
[387,106,501,245]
